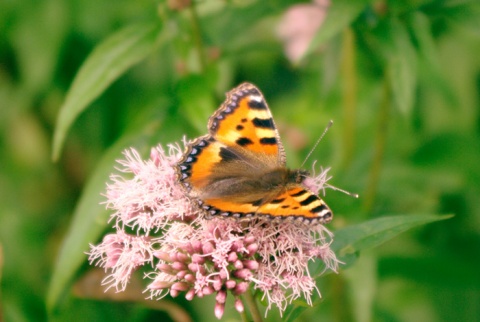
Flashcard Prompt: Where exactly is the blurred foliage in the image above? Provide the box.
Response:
[1,0,479,321]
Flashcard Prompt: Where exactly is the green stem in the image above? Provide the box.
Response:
[330,28,358,322]
[362,76,390,214]
[239,305,249,322]
[241,290,263,322]
[331,274,354,322]
[340,28,357,170]
[189,1,207,72]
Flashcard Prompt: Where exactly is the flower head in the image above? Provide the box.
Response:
[88,142,339,319]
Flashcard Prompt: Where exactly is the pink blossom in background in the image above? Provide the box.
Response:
[88,142,339,319]
[277,0,330,63]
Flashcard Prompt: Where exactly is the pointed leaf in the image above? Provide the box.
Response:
[332,214,453,261]
[409,12,457,106]
[284,299,311,322]
[52,22,161,161]
[289,215,450,320]
[176,74,216,134]
[387,19,417,116]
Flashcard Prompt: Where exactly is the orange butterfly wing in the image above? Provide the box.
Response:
[208,82,285,163]
[204,187,332,223]
[256,187,331,221]
[178,83,284,193]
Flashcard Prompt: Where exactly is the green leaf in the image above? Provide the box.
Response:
[409,12,457,107]
[47,133,151,313]
[284,299,311,322]
[288,214,450,321]
[306,0,372,57]
[332,214,453,261]
[176,74,217,134]
[202,1,292,48]
[52,22,161,161]
[379,255,480,289]
[388,22,417,116]
[427,0,480,35]
[343,253,377,322]
[10,0,68,96]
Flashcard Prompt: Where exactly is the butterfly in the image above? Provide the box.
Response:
[176,83,333,224]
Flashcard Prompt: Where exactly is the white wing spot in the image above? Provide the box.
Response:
[249,95,263,103]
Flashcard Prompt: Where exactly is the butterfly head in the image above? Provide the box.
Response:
[289,169,310,184]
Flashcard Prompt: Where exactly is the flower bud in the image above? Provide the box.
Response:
[185,289,195,301]
[225,280,236,289]
[203,286,214,295]
[234,260,244,269]
[148,280,172,290]
[184,273,195,283]
[170,289,179,298]
[176,270,187,279]
[202,241,215,254]
[227,252,238,262]
[235,298,244,313]
[244,235,256,244]
[172,282,189,292]
[176,252,190,262]
[191,253,205,264]
[234,268,252,280]
[246,243,259,256]
[171,261,187,271]
[234,282,249,295]
[212,277,222,291]
[214,302,225,319]
[153,251,171,262]
[157,263,175,274]
[216,290,227,304]
[243,259,259,270]
[192,241,203,253]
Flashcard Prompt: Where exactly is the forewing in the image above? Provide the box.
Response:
[208,82,286,166]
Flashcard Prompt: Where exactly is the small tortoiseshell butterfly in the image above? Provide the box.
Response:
[176,83,333,224]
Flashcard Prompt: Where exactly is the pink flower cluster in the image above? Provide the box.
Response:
[88,143,339,319]
[277,0,330,63]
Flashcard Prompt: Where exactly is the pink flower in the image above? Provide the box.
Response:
[303,162,332,195]
[277,0,330,63]
[88,141,339,319]
[103,145,196,233]
[88,231,153,291]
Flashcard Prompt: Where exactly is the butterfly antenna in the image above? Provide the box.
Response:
[301,120,333,168]
[324,182,359,198]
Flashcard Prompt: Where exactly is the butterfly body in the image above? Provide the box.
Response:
[177,83,333,224]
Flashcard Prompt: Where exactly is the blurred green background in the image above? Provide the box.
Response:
[1,0,479,321]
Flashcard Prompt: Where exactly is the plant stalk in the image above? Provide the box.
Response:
[242,290,263,322]
[362,76,391,214]
[189,1,207,72]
